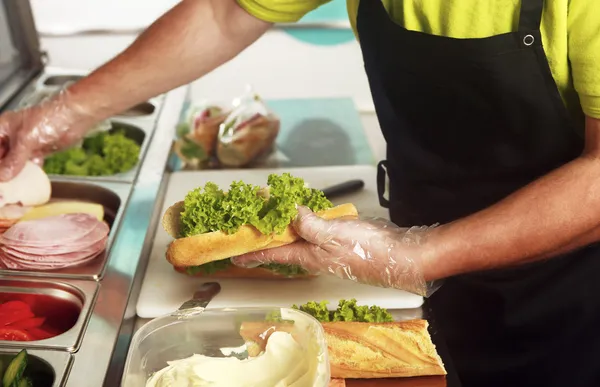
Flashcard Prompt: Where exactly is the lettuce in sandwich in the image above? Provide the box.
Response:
[179,173,333,276]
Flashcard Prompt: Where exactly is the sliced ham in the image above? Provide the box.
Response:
[2,237,107,261]
[0,213,109,271]
[4,221,109,253]
[0,213,104,247]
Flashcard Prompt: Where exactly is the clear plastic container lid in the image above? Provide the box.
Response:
[122,307,331,387]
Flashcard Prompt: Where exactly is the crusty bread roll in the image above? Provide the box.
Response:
[239,319,446,379]
[329,379,346,387]
[173,265,317,279]
[163,203,358,268]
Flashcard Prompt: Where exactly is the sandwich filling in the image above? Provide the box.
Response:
[286,299,393,323]
[179,173,333,276]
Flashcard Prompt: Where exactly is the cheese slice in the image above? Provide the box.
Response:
[20,201,104,222]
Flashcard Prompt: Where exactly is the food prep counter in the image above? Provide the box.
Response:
[0,61,189,386]
[0,72,463,387]
[0,2,463,385]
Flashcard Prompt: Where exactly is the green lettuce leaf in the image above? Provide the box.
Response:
[292,299,394,323]
[180,173,332,238]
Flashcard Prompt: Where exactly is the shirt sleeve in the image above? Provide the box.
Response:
[568,0,600,119]
[236,0,332,23]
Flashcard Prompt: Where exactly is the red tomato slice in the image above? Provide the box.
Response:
[0,328,33,341]
[8,317,45,330]
[0,301,30,313]
[27,328,54,341]
[0,310,35,326]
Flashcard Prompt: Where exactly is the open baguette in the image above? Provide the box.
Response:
[163,202,358,268]
[239,319,446,379]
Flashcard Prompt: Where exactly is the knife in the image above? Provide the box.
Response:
[174,282,221,317]
[321,179,365,199]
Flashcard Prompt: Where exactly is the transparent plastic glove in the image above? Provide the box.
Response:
[0,89,95,181]
[232,206,440,297]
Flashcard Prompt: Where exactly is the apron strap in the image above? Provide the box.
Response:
[518,0,544,32]
[377,160,390,208]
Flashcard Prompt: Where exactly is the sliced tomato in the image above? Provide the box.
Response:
[8,317,45,330]
[0,301,31,313]
[0,309,34,326]
[0,328,33,341]
[27,328,55,341]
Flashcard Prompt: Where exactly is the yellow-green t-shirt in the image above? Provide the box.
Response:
[236,0,600,119]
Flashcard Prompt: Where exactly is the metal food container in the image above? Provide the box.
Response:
[0,349,72,387]
[0,180,131,280]
[0,278,98,352]
[122,307,331,387]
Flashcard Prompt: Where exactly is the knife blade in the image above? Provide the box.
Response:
[321,179,365,199]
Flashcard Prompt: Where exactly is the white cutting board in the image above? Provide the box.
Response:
[136,166,423,318]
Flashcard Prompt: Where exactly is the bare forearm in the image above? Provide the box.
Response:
[423,117,600,280]
[66,0,270,122]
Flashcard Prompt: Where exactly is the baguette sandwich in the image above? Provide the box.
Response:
[239,299,447,380]
[162,173,358,278]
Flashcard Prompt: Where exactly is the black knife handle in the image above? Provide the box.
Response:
[322,179,365,199]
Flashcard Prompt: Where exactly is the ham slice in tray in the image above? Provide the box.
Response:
[0,213,109,271]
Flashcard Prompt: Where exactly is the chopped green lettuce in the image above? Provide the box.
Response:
[292,299,393,323]
[43,129,140,176]
[180,173,332,237]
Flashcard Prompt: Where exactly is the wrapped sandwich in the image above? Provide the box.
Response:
[162,173,358,278]
[216,90,280,167]
[240,299,447,381]
[174,102,228,169]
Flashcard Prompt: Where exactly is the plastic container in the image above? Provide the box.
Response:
[122,307,330,386]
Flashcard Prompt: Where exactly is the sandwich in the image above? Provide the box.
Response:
[0,161,51,232]
[162,173,358,278]
[239,299,447,380]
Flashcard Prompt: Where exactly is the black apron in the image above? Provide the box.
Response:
[357,1,600,386]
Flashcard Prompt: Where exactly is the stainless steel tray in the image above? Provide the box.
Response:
[0,180,131,280]
[43,118,157,184]
[0,278,98,352]
[34,68,164,122]
[0,349,72,387]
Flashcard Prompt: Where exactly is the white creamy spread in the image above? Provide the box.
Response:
[145,332,317,387]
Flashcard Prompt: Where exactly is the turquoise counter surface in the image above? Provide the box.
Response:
[269,97,374,167]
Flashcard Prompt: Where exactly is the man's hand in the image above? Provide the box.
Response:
[232,206,437,296]
[0,92,94,180]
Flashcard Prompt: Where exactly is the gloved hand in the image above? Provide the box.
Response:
[232,206,441,297]
[0,89,95,181]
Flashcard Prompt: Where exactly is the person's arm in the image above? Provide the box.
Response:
[67,0,272,122]
[0,0,271,180]
[423,116,600,280]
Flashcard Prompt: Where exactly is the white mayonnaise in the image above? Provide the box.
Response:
[145,331,318,387]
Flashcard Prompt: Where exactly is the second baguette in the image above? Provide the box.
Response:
[239,320,446,379]
[165,203,358,268]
